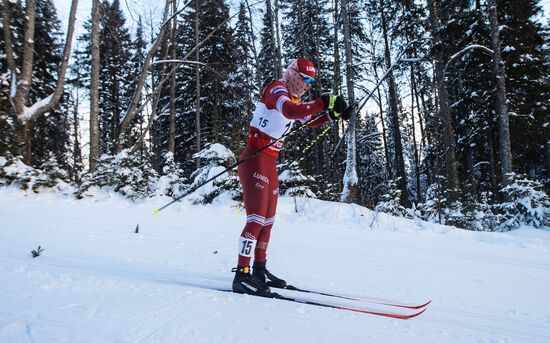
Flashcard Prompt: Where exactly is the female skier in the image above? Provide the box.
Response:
[232,58,350,297]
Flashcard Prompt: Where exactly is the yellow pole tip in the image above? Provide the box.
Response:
[152,209,160,215]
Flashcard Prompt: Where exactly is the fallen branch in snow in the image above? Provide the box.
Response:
[31,246,44,258]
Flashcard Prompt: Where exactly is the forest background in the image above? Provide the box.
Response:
[1,0,549,231]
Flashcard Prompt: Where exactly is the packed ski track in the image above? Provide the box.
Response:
[1,188,549,342]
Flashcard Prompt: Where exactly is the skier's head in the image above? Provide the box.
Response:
[282,58,316,98]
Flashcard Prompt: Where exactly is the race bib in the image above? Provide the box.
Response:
[238,236,257,257]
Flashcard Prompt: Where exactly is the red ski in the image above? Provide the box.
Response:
[283,285,431,310]
[338,305,427,319]
[262,293,428,319]
[216,288,428,319]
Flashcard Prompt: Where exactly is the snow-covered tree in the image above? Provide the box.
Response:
[187,143,240,204]
[257,0,278,87]
[0,0,78,165]
[494,174,550,230]
[77,150,159,200]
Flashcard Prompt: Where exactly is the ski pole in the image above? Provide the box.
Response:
[277,125,334,177]
[151,114,328,214]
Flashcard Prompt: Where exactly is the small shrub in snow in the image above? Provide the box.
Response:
[77,150,159,200]
[278,161,317,198]
[31,153,73,193]
[375,179,412,218]
[493,174,549,231]
[416,181,446,224]
[187,143,240,204]
[155,152,188,198]
[0,154,39,190]
[415,181,470,228]
[459,191,500,231]
[0,153,73,193]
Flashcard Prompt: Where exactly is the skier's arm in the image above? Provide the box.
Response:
[300,94,351,127]
[265,83,326,120]
[278,97,325,120]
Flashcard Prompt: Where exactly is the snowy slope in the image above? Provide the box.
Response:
[1,188,549,343]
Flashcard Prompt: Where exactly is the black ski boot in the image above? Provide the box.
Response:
[232,266,277,297]
[253,261,287,289]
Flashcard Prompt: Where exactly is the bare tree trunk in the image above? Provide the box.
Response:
[297,0,306,57]
[410,65,421,201]
[331,0,342,190]
[1,0,17,75]
[195,0,202,168]
[3,0,79,165]
[7,0,34,162]
[117,0,171,148]
[417,84,434,185]
[486,116,498,189]
[312,3,323,174]
[427,0,460,196]
[13,0,36,113]
[16,121,32,163]
[487,0,513,186]
[340,0,358,203]
[379,0,410,207]
[72,77,82,183]
[89,0,100,171]
[244,0,259,67]
[372,63,392,180]
[411,64,427,151]
[168,0,177,154]
[332,0,340,95]
[273,0,282,79]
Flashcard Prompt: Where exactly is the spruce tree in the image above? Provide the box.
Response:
[357,112,388,208]
[227,2,258,153]
[497,0,549,179]
[126,16,147,154]
[31,0,70,168]
[153,0,237,177]
[257,0,278,88]
[98,0,132,154]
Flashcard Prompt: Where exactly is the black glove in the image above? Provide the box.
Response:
[321,94,349,120]
[340,104,353,120]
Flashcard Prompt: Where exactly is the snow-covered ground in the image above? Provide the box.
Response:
[1,188,549,343]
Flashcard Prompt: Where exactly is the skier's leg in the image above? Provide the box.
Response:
[253,167,287,288]
[233,149,276,296]
[236,149,270,268]
[254,172,279,263]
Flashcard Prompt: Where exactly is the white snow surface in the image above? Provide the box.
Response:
[1,188,550,343]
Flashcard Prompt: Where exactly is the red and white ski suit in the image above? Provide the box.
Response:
[237,80,331,267]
